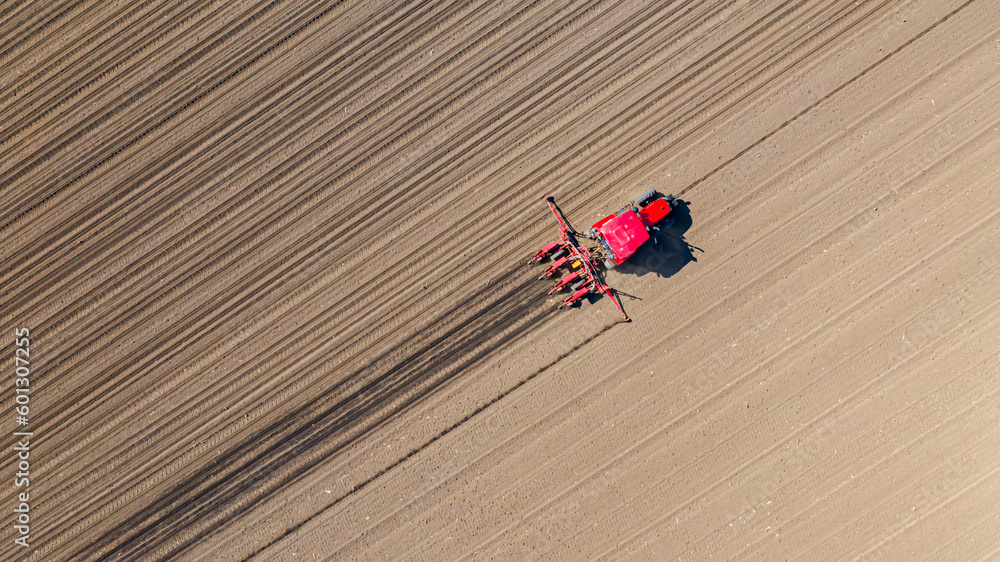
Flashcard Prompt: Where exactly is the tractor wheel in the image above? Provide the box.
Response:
[550,249,566,261]
[636,189,658,207]
[570,279,588,291]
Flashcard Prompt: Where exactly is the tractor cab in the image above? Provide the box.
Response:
[585,192,676,269]
[593,209,649,267]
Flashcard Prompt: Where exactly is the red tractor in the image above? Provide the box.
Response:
[529,191,677,321]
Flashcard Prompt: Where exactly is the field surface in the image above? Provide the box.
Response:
[2,0,999,559]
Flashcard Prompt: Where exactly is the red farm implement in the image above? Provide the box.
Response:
[529,191,677,321]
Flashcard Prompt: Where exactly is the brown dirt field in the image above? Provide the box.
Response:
[2,0,999,559]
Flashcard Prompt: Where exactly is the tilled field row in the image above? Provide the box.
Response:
[299,5,1000,556]
[2,0,997,559]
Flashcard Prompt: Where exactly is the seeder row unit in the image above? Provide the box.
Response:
[529,197,630,321]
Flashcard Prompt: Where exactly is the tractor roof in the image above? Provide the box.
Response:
[599,210,649,262]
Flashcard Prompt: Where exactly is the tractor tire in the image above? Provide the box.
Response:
[570,279,589,291]
[636,189,658,207]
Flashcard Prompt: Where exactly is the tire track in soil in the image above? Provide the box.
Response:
[0,0,720,368]
[392,114,996,562]
[4,0,987,558]
[0,0,183,118]
[322,3,990,555]
[0,0,482,324]
[0,0,548,332]
[240,2,992,556]
[274,0,860,366]
[246,319,621,561]
[5,0,712,316]
[13,2,852,552]
[448,0,891,263]
[13,0,756,520]
[11,1,584,524]
[23,0,540,334]
[0,0,271,176]
[465,94,1000,561]
[676,0,982,199]
[0,0,345,224]
[565,0,896,204]
[74,269,558,560]
[0,0,82,60]
[0,0,464,548]
[15,0,664,516]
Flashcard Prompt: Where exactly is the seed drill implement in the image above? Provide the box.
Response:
[529,191,677,322]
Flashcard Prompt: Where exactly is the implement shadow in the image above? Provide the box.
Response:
[84,268,558,560]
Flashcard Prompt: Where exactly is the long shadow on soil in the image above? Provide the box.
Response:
[85,268,558,560]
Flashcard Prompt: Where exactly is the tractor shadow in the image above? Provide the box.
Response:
[612,198,701,279]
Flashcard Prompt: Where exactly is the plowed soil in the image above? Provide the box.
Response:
[3,0,999,560]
